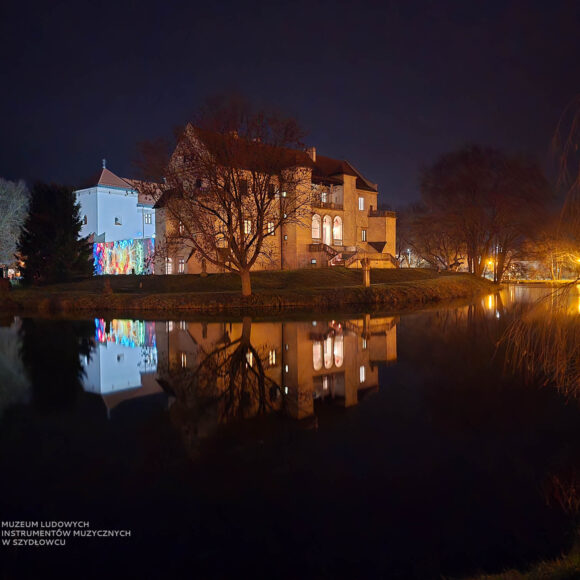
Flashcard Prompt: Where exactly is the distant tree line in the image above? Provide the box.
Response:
[397,145,559,282]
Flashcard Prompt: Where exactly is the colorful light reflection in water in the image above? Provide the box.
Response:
[93,238,154,275]
[95,319,156,348]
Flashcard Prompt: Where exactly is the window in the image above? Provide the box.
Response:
[269,349,276,365]
[167,321,174,332]
[114,216,122,225]
[244,220,252,234]
[324,336,333,369]
[179,320,187,331]
[358,196,365,211]
[281,190,287,198]
[360,365,366,383]
[333,216,342,243]
[165,257,172,274]
[361,229,367,242]
[178,258,185,273]
[311,259,317,265]
[181,352,187,368]
[321,189,328,203]
[362,337,367,350]
[178,221,184,235]
[267,222,275,235]
[312,214,321,240]
[322,216,332,245]
[144,213,152,225]
[334,334,344,368]
[82,215,88,225]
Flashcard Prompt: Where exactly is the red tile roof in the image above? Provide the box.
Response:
[96,168,133,189]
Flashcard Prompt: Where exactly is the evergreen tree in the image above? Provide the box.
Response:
[17,182,93,284]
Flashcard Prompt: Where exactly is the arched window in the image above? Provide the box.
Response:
[312,214,321,240]
[333,216,342,244]
[334,334,344,367]
[324,336,333,369]
[322,216,332,246]
[313,341,323,371]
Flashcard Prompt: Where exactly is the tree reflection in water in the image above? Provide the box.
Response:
[19,318,95,407]
[159,317,283,456]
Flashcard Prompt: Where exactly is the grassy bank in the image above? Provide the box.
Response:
[459,532,580,579]
[0,268,496,317]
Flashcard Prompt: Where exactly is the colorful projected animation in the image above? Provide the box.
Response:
[95,319,156,349]
[93,238,154,275]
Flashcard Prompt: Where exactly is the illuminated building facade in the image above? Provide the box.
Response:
[155,129,397,274]
[74,162,156,274]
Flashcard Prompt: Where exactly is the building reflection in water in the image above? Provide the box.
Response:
[81,318,161,414]
[82,316,398,433]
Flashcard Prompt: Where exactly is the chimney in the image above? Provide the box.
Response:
[306,146,316,163]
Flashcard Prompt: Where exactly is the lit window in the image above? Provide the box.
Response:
[178,258,185,273]
[334,334,344,368]
[269,349,276,365]
[321,189,328,203]
[312,214,321,240]
[362,229,367,242]
[358,197,365,211]
[267,222,275,235]
[313,341,323,371]
[165,257,172,274]
[311,259,317,264]
[167,321,174,332]
[333,216,342,243]
[362,337,367,350]
[144,213,152,225]
[181,352,187,368]
[360,365,366,383]
[322,375,329,391]
[178,221,184,235]
[324,336,333,369]
[114,216,122,225]
[285,364,289,372]
[281,191,287,198]
[244,220,252,234]
[179,321,187,331]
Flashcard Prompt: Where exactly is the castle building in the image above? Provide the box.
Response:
[154,128,397,274]
[74,162,156,274]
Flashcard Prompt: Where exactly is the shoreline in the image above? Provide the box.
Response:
[0,273,497,318]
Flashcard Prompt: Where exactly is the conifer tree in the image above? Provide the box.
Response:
[17,182,93,284]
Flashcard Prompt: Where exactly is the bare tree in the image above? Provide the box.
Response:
[420,146,551,280]
[0,178,29,273]
[141,97,311,296]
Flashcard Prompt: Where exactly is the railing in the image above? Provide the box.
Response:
[309,243,338,257]
[368,209,396,218]
[311,200,344,211]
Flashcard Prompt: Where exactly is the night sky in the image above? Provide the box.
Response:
[1,0,578,207]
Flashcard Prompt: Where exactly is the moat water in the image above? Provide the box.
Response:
[2,285,580,578]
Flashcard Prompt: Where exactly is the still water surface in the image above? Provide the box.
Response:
[2,285,580,578]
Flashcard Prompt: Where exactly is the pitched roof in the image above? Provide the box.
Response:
[312,155,378,192]
[78,167,134,191]
[97,168,134,189]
